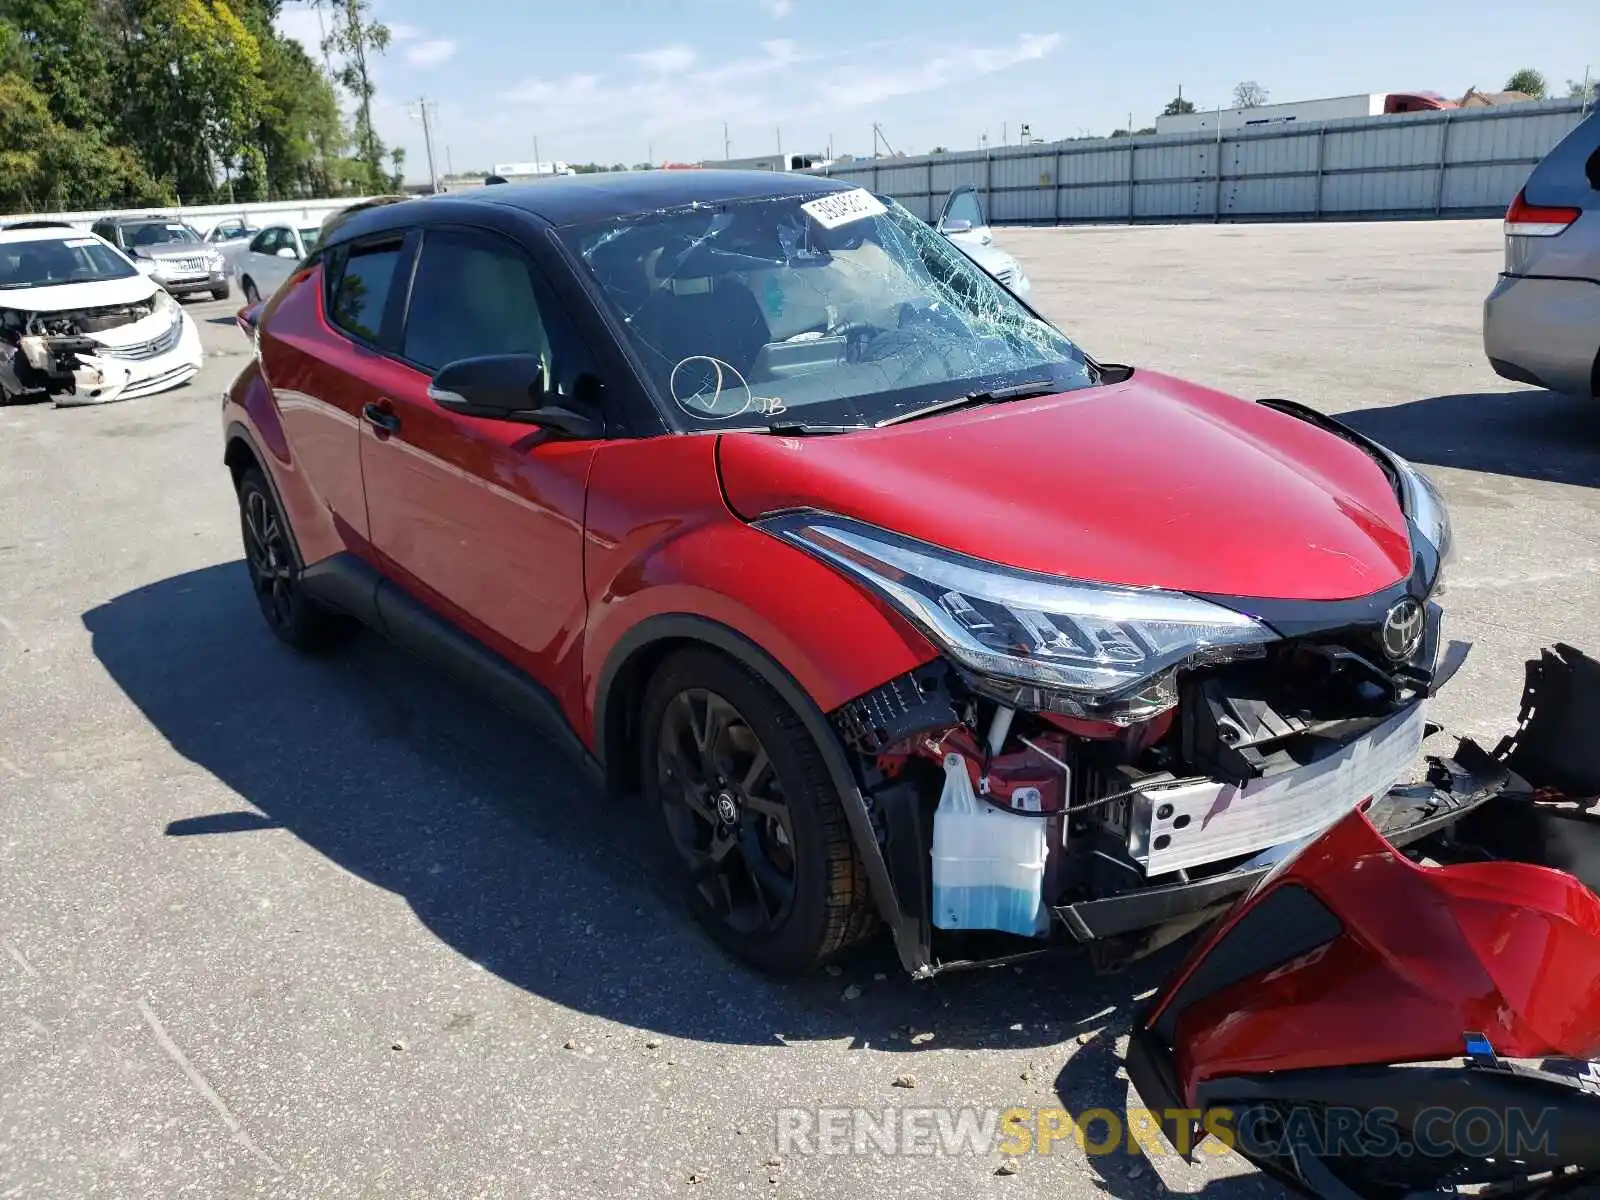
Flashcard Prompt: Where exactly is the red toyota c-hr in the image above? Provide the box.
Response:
[223,172,1463,977]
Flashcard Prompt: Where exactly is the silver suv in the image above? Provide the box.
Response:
[89,215,230,301]
[1483,110,1600,399]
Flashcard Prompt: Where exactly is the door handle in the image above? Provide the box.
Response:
[362,402,401,433]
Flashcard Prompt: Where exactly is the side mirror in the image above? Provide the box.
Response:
[275,246,299,259]
[236,301,264,336]
[939,217,973,234]
[427,354,603,438]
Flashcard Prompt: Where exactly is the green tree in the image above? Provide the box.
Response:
[0,68,166,210]
[251,35,345,199]
[113,0,267,201]
[1162,94,1196,116]
[316,0,391,193]
[0,0,119,136]
[1568,77,1596,100]
[1504,68,1547,98]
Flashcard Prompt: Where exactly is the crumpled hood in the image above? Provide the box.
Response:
[718,371,1414,602]
[0,274,160,313]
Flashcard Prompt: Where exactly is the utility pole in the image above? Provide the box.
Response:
[1002,121,1007,146]
[410,96,440,194]
[723,122,731,160]
[776,126,782,166]
[446,145,454,177]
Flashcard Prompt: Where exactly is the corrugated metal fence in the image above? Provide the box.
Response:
[817,99,1591,224]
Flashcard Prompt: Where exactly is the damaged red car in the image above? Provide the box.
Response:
[226,171,1489,980]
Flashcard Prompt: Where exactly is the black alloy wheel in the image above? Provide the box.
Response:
[657,687,799,936]
[236,467,351,653]
[641,648,876,975]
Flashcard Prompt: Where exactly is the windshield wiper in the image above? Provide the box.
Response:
[875,380,1061,427]
[761,420,869,435]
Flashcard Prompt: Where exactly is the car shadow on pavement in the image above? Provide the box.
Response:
[83,561,1182,1063]
[1340,389,1600,488]
[1052,1030,1267,1200]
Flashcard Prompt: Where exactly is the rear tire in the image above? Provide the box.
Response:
[640,647,876,975]
[211,283,230,301]
[236,468,353,653]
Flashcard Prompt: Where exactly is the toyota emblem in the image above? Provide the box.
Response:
[1381,598,1425,661]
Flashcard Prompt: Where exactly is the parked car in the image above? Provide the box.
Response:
[0,225,203,405]
[89,215,230,301]
[1484,109,1600,398]
[225,171,1473,978]
[3,220,78,232]
[934,183,1031,297]
[225,223,324,304]
[206,218,259,245]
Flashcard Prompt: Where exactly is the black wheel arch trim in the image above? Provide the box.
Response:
[224,422,307,572]
[595,613,924,973]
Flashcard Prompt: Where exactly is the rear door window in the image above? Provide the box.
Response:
[328,239,406,345]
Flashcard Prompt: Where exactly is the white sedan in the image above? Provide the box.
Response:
[224,223,324,305]
[0,227,203,407]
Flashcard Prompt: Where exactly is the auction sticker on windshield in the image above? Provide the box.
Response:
[801,188,887,229]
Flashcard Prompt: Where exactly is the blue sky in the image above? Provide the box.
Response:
[276,0,1597,178]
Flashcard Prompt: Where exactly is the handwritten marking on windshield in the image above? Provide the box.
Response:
[668,356,786,421]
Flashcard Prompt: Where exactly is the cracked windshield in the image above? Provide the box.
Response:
[568,191,1095,429]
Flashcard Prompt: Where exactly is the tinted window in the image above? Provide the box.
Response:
[401,229,550,373]
[124,221,201,248]
[329,241,404,344]
[943,189,985,229]
[298,227,322,254]
[252,228,289,255]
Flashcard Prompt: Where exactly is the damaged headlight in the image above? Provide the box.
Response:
[759,512,1275,723]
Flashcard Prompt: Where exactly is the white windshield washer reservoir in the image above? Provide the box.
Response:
[930,753,1050,937]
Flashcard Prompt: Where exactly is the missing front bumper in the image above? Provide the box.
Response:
[1054,737,1509,942]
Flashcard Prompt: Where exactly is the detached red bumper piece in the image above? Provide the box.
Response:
[1129,649,1600,1197]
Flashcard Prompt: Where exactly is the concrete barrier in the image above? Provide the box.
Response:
[0,196,378,237]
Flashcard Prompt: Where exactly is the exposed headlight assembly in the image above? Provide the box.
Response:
[1393,454,1453,579]
[758,512,1275,724]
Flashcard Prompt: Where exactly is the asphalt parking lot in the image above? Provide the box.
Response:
[3,219,1598,1199]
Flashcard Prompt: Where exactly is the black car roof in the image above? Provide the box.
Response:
[328,170,860,246]
[472,169,854,226]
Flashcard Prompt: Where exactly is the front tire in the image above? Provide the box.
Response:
[242,278,261,305]
[211,283,230,301]
[640,648,876,975]
[236,468,353,653]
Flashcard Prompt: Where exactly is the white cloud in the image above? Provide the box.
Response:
[628,43,697,73]
[504,74,601,105]
[387,22,421,41]
[406,38,458,67]
[814,31,1062,110]
[761,0,794,17]
[494,30,1062,162]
